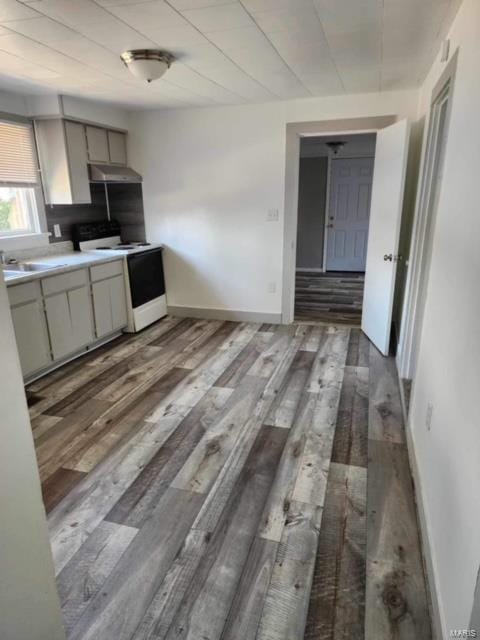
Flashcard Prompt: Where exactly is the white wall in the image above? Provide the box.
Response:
[0,274,65,640]
[407,0,480,634]
[128,90,417,317]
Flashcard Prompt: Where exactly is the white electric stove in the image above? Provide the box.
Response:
[72,221,167,333]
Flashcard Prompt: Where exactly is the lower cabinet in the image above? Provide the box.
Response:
[44,286,94,360]
[10,300,51,377]
[92,274,127,338]
[8,260,128,379]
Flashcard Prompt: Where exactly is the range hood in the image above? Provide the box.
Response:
[89,163,142,183]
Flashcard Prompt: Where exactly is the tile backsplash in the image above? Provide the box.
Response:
[45,183,108,243]
[45,182,146,244]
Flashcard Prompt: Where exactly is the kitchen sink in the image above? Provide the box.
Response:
[3,262,65,272]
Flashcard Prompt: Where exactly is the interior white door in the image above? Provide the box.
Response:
[362,119,410,355]
[326,157,374,272]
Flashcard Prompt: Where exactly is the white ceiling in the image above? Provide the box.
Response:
[0,0,463,110]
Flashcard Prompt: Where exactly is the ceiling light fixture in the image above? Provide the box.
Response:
[120,49,174,83]
[326,141,347,155]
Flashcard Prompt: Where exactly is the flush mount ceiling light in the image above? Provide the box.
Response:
[326,141,347,155]
[120,49,174,83]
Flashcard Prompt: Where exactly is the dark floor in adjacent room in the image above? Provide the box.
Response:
[295,270,365,325]
[27,316,430,639]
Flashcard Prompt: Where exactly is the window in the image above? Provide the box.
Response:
[0,119,42,238]
[0,187,39,235]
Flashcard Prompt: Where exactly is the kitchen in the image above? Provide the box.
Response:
[1,0,478,638]
[1,106,167,383]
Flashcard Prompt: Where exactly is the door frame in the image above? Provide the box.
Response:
[396,51,458,380]
[282,115,397,324]
[322,154,375,273]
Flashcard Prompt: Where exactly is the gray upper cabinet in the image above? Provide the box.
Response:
[35,119,91,205]
[36,119,128,203]
[108,130,127,165]
[64,121,91,204]
[86,126,109,163]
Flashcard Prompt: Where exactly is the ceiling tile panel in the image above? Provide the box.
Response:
[0,16,76,42]
[25,0,113,27]
[180,3,253,32]
[0,0,38,22]
[77,19,156,54]
[206,24,269,51]
[252,69,310,99]
[106,0,188,29]
[298,69,344,96]
[241,0,312,12]
[164,62,245,103]
[167,0,238,9]
[252,5,322,34]
[0,48,59,79]
[313,0,382,35]
[136,24,208,50]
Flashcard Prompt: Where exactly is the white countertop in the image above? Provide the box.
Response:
[3,251,125,287]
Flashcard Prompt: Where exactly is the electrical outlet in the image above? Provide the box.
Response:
[426,403,434,431]
[267,282,276,293]
[267,208,279,222]
[53,224,61,238]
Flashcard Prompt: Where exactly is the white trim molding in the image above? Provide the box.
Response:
[167,305,282,325]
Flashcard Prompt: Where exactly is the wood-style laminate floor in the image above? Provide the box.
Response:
[26,316,431,640]
[295,271,365,325]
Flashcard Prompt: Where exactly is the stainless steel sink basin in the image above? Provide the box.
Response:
[4,262,64,272]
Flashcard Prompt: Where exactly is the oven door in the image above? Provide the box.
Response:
[127,249,165,309]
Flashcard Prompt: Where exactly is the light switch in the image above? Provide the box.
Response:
[267,208,279,222]
[53,224,61,238]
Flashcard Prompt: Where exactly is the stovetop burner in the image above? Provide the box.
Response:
[115,245,134,250]
[96,246,112,250]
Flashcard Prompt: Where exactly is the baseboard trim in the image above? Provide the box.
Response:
[167,305,282,324]
[296,267,324,273]
[398,375,445,640]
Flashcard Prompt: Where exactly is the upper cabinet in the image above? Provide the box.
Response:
[36,119,91,205]
[108,130,127,165]
[86,125,109,163]
[35,118,128,205]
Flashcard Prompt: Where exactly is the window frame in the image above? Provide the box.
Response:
[0,112,48,251]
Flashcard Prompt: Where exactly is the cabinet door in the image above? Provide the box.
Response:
[45,287,94,360]
[92,275,127,338]
[44,292,73,360]
[64,121,91,203]
[10,301,51,376]
[108,131,127,165]
[69,286,94,348]
[92,279,113,338]
[109,275,127,330]
[86,126,109,163]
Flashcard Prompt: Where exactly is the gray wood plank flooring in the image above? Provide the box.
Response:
[27,319,430,639]
[295,271,365,325]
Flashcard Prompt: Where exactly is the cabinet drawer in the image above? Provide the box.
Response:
[90,260,124,282]
[42,268,88,296]
[8,280,41,306]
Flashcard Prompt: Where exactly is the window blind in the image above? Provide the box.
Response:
[0,120,38,186]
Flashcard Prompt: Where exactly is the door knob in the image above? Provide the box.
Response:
[384,254,393,262]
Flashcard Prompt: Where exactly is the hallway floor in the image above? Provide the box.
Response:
[27,317,430,639]
[295,270,365,325]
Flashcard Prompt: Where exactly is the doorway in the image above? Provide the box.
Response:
[397,52,457,388]
[294,133,376,324]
